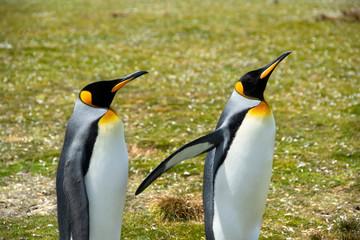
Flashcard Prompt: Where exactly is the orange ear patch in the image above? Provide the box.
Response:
[99,108,119,125]
[235,82,258,100]
[248,101,271,116]
[80,91,96,107]
[235,82,244,96]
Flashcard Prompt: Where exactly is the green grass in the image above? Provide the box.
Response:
[1,0,360,238]
[0,215,58,239]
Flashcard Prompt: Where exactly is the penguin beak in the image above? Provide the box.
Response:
[260,51,291,79]
[111,70,148,93]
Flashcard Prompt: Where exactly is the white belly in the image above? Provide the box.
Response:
[85,120,128,240]
[213,113,275,240]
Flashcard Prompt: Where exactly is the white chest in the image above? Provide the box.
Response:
[84,120,128,240]
[213,113,276,240]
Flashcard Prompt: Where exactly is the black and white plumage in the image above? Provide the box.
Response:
[56,71,147,240]
[136,52,291,239]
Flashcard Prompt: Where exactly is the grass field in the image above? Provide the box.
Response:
[1,0,359,239]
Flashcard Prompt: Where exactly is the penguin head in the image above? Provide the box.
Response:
[235,51,291,100]
[79,71,148,108]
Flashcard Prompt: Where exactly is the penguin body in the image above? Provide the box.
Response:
[135,52,291,239]
[56,71,147,240]
[210,99,275,240]
[84,108,128,239]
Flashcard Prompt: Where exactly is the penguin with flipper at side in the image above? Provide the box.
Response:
[136,52,291,240]
[56,70,147,240]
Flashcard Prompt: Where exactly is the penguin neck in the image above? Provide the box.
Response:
[98,107,121,128]
[248,100,272,117]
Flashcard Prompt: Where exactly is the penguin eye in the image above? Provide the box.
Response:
[80,90,96,107]
[235,81,260,100]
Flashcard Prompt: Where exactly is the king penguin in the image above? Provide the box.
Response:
[136,52,291,239]
[56,70,148,240]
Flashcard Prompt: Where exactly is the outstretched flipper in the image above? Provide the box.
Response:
[135,128,225,195]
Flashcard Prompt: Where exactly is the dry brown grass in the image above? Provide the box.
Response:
[154,195,204,222]
[317,9,360,21]
[337,216,360,240]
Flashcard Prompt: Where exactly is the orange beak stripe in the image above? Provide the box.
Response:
[111,78,134,92]
[260,60,279,79]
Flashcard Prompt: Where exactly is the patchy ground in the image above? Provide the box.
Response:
[0,144,157,219]
[0,173,57,218]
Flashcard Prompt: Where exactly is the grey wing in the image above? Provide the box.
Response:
[57,99,105,240]
[63,149,90,240]
[135,128,225,195]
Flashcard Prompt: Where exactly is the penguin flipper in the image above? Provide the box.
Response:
[136,128,224,195]
[63,149,90,240]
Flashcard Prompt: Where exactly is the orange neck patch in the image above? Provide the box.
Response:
[248,101,271,116]
[99,107,119,125]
